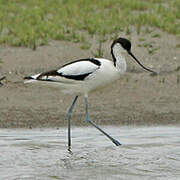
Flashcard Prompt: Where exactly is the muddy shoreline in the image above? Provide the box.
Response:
[0,30,180,128]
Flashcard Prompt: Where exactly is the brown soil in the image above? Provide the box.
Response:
[0,29,180,128]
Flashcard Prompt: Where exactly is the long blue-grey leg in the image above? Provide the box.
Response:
[66,96,78,151]
[84,96,121,146]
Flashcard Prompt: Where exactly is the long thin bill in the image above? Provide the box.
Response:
[128,51,155,73]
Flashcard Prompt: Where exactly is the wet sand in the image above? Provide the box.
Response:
[0,29,180,127]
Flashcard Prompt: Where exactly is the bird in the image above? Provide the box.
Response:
[24,37,155,151]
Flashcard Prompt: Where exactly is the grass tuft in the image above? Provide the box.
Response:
[0,0,179,48]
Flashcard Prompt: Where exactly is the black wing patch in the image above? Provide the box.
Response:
[24,76,34,80]
[35,58,101,81]
[61,58,101,68]
[36,69,59,80]
[58,72,93,80]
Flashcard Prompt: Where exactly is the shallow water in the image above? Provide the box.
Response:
[0,126,180,180]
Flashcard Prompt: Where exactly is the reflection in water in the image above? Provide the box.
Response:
[0,126,180,180]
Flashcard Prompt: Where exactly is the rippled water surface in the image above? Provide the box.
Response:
[0,126,180,180]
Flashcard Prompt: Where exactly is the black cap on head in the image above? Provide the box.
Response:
[112,37,131,52]
[111,37,156,73]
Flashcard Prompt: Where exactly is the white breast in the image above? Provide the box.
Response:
[81,58,121,93]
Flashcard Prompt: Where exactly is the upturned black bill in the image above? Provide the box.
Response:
[128,51,155,73]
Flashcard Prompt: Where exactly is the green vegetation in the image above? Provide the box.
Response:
[151,33,161,38]
[176,66,180,71]
[176,44,180,48]
[93,40,104,58]
[148,46,159,55]
[0,58,3,63]
[138,41,159,55]
[0,0,179,48]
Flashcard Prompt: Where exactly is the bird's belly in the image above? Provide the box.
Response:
[83,70,120,93]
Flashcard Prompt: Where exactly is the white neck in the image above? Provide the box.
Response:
[112,43,127,73]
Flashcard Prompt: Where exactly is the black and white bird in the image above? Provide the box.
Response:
[24,37,155,151]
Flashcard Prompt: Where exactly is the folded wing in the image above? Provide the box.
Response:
[24,58,101,83]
